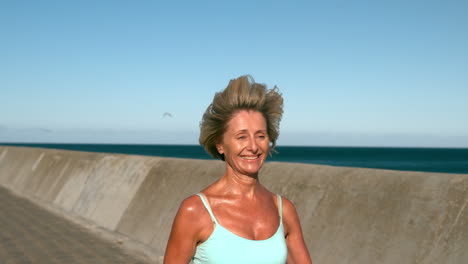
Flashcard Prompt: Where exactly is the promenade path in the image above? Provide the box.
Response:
[0,186,152,264]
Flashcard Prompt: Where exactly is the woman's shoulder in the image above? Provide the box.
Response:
[273,193,296,216]
[279,195,295,210]
[172,194,213,237]
[177,194,207,216]
[277,196,303,235]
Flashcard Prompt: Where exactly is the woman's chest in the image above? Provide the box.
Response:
[211,203,280,240]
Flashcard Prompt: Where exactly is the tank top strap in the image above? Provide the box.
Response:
[196,193,219,225]
[276,194,283,221]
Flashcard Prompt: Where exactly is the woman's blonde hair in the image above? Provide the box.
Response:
[199,75,284,160]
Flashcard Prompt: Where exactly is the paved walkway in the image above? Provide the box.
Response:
[0,186,152,264]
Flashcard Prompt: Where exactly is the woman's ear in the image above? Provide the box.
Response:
[216,143,224,155]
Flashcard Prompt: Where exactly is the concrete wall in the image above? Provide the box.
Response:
[0,146,467,264]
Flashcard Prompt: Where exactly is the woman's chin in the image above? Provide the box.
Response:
[240,161,264,176]
[227,156,267,177]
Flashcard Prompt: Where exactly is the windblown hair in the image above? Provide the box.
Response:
[199,75,284,160]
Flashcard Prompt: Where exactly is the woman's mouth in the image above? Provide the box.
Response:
[241,155,261,160]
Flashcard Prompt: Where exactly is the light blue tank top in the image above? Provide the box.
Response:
[192,193,288,264]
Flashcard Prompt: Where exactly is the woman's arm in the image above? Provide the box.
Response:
[282,197,313,264]
[164,195,206,264]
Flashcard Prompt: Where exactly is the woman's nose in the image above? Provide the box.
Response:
[247,138,259,152]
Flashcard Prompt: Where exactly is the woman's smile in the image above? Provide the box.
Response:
[241,155,261,160]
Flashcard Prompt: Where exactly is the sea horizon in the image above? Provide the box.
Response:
[3,141,468,149]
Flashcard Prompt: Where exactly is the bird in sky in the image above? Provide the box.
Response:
[162,112,173,118]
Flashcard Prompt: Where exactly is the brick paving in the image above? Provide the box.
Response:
[0,186,152,264]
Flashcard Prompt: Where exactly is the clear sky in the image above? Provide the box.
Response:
[1,0,467,147]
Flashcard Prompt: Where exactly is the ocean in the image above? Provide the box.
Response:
[1,143,468,174]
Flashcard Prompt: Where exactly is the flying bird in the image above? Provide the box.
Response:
[162,112,173,118]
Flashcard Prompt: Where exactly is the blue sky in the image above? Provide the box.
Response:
[1,0,467,147]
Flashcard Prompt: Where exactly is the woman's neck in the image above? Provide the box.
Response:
[218,167,261,199]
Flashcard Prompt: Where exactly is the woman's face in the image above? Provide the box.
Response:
[216,110,269,177]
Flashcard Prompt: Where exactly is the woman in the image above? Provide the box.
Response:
[164,76,312,264]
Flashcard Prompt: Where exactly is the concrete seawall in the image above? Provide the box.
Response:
[0,146,467,263]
